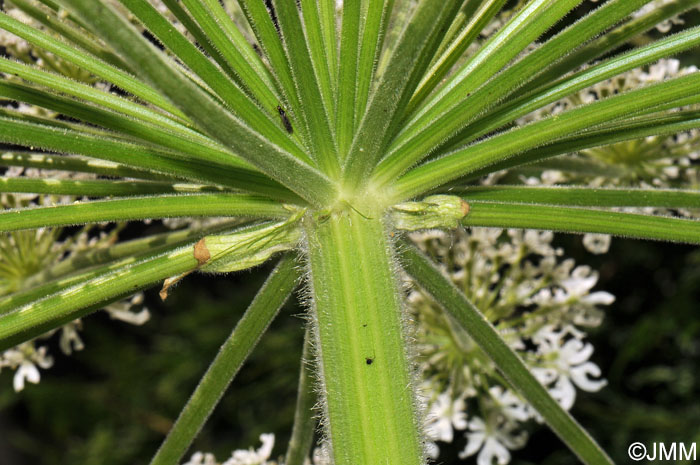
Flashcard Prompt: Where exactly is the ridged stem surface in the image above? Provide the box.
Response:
[305,209,421,465]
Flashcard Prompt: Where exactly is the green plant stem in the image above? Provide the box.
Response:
[400,239,613,465]
[159,0,240,88]
[0,116,298,200]
[180,0,280,109]
[439,25,700,154]
[119,0,309,160]
[305,209,422,465]
[273,0,339,176]
[460,201,700,244]
[60,0,336,206]
[0,11,188,122]
[285,327,317,465]
[0,243,200,350]
[149,254,299,465]
[341,0,461,189]
[390,73,700,200]
[399,0,581,151]
[0,152,173,182]
[236,0,303,123]
[459,186,700,208]
[301,0,336,130]
[19,221,243,292]
[409,0,661,162]
[0,221,247,316]
[377,0,653,184]
[0,251,142,317]
[354,0,393,131]
[0,194,289,232]
[0,177,223,196]
[0,57,195,142]
[336,0,361,156]
[520,0,700,95]
[0,80,248,169]
[408,0,509,113]
[8,0,131,72]
[432,0,485,61]
[450,110,700,185]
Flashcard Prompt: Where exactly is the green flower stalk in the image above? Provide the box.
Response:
[1,0,700,464]
[409,228,613,462]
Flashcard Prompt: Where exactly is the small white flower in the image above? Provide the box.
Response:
[223,433,275,465]
[533,331,607,410]
[459,417,526,465]
[424,440,440,459]
[559,266,597,298]
[104,293,151,325]
[59,322,85,355]
[182,434,278,465]
[408,228,613,462]
[2,343,54,392]
[182,451,218,465]
[425,392,468,443]
[489,386,531,422]
[13,361,41,392]
[311,444,332,465]
[540,170,567,185]
[632,3,685,33]
[582,234,611,255]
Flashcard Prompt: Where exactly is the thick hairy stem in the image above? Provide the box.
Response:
[304,209,423,465]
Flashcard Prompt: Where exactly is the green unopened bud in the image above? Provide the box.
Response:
[391,195,469,231]
[159,212,303,299]
[199,211,303,273]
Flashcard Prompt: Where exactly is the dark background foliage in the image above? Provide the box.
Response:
[0,232,698,465]
[1,2,699,464]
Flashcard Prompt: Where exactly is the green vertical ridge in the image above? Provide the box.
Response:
[305,209,422,465]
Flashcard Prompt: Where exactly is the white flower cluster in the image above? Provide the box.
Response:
[1,168,150,392]
[408,228,612,463]
[183,434,276,465]
[181,434,332,465]
[0,294,150,392]
[511,58,700,254]
[0,342,53,392]
[517,59,699,190]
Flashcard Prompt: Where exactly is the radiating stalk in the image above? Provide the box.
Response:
[304,209,422,465]
[19,221,242,292]
[60,0,337,206]
[151,255,300,465]
[460,202,700,245]
[389,73,700,200]
[0,194,289,232]
[0,243,199,349]
[0,151,171,181]
[285,327,317,465]
[400,240,614,465]
[0,11,188,122]
[0,177,222,197]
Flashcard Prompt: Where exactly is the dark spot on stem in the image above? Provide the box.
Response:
[277,105,293,134]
